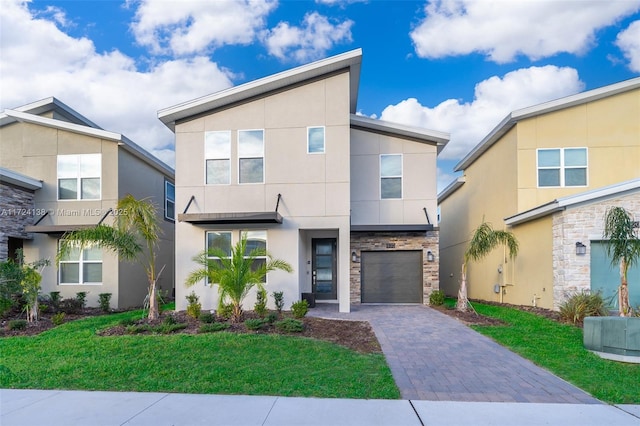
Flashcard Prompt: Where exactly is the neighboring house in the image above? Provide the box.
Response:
[0,97,175,309]
[438,78,640,310]
[159,49,448,313]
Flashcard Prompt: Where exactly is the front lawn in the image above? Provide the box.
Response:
[0,310,399,399]
[470,302,640,404]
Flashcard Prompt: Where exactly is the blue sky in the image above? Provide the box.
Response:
[1,0,639,191]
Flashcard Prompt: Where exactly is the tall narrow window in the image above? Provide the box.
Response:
[380,154,402,199]
[307,126,325,154]
[245,230,267,283]
[206,231,232,285]
[205,131,231,184]
[164,180,175,221]
[537,148,587,187]
[238,130,264,184]
[57,154,101,200]
[59,242,102,285]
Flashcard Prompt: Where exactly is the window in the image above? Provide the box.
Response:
[380,154,402,199]
[205,230,268,284]
[238,130,264,184]
[165,180,175,221]
[307,126,325,154]
[537,148,587,187]
[57,154,101,200]
[205,131,231,185]
[245,230,267,283]
[58,243,102,285]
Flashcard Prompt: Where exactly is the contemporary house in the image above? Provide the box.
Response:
[0,97,175,309]
[439,77,640,310]
[159,49,448,313]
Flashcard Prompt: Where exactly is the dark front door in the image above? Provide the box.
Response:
[312,238,337,300]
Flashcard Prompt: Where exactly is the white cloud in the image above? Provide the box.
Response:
[411,0,640,63]
[616,20,640,72]
[0,0,234,168]
[380,66,585,161]
[131,0,277,56]
[263,12,353,62]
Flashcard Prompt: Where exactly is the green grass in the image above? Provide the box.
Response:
[0,309,399,399]
[470,302,640,404]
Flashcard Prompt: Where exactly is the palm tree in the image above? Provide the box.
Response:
[458,221,519,312]
[57,195,164,319]
[185,234,293,322]
[603,206,640,317]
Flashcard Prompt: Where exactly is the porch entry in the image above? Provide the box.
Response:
[312,238,337,300]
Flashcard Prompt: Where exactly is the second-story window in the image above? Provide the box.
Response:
[537,148,587,187]
[164,180,175,221]
[57,154,101,200]
[238,130,264,184]
[380,154,402,199]
[205,131,231,185]
[307,126,325,154]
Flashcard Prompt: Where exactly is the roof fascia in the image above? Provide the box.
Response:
[0,167,43,191]
[158,49,363,131]
[13,97,102,128]
[119,136,175,178]
[437,176,465,204]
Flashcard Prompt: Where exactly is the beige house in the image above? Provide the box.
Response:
[0,97,175,309]
[439,77,640,310]
[159,49,448,313]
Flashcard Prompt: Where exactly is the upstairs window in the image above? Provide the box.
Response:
[57,154,101,200]
[380,154,402,199]
[238,130,264,184]
[537,148,587,187]
[205,131,231,185]
[165,180,175,221]
[58,242,102,285]
[307,126,325,154]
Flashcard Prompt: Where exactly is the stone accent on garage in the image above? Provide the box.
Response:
[0,181,38,260]
[349,230,439,304]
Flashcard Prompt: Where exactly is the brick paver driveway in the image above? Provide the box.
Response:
[309,304,600,403]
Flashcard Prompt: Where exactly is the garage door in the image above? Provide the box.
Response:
[361,250,423,303]
[590,241,640,308]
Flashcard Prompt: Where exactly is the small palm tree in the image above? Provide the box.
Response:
[185,234,293,322]
[57,195,164,319]
[458,221,519,312]
[603,206,640,317]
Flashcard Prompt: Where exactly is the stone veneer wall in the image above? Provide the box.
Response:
[350,230,439,304]
[0,182,36,260]
[552,191,640,310]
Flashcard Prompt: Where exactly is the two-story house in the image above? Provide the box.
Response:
[439,77,640,310]
[159,49,448,313]
[0,97,175,308]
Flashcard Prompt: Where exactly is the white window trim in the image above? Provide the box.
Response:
[237,129,265,185]
[380,154,403,200]
[536,147,588,188]
[205,130,232,186]
[57,154,102,201]
[307,126,325,154]
[205,230,268,285]
[164,180,175,222]
[58,242,103,286]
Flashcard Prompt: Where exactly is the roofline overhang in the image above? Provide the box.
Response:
[455,76,640,172]
[437,176,465,204]
[24,224,95,235]
[178,211,283,225]
[158,49,363,131]
[0,167,43,191]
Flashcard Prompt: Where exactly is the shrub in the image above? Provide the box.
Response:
[272,291,284,314]
[162,314,177,325]
[186,292,201,319]
[199,312,216,324]
[199,323,230,333]
[245,318,268,330]
[157,323,187,334]
[118,317,136,327]
[52,312,66,326]
[291,300,309,318]
[49,291,62,312]
[8,319,27,330]
[126,324,152,334]
[275,318,304,333]
[60,298,83,314]
[254,288,268,318]
[75,292,88,309]
[98,293,112,313]
[429,290,446,306]
[218,303,234,320]
[559,291,609,324]
[266,312,279,324]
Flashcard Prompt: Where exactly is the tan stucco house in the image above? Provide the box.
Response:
[159,49,448,313]
[439,77,640,310]
[0,97,175,309]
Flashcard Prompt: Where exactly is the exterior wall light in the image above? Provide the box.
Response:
[351,251,359,263]
[426,250,435,262]
[576,242,587,255]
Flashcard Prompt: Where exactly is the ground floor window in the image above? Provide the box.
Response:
[205,230,267,284]
[58,242,102,285]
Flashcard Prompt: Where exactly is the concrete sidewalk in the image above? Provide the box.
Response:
[2,389,640,426]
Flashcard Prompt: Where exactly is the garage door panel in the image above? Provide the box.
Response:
[361,251,423,303]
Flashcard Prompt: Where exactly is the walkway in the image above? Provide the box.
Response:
[309,304,599,403]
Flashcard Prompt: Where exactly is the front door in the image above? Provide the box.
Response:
[312,238,337,300]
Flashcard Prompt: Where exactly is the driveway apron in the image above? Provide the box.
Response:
[308,304,600,403]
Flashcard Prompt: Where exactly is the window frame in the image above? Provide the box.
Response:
[237,129,265,184]
[57,154,101,201]
[205,131,232,185]
[536,147,588,188]
[58,241,103,285]
[307,126,325,154]
[380,154,403,200]
[164,180,175,222]
[205,230,268,285]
